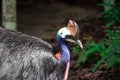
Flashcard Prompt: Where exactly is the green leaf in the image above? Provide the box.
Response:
[93,56,106,72]
[106,20,115,27]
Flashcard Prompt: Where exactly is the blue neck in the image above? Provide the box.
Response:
[57,35,70,63]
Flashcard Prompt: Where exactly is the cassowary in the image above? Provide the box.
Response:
[0,20,83,80]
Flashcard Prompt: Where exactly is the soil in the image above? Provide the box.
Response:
[17,2,100,40]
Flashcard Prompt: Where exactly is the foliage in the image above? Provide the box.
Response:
[73,31,120,71]
[73,0,120,71]
[98,0,120,27]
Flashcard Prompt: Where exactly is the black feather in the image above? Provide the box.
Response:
[0,27,66,80]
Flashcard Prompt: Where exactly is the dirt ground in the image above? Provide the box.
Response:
[17,2,100,40]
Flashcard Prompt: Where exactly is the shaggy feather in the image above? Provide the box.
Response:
[0,27,66,80]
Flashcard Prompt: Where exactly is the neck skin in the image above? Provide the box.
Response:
[57,35,70,63]
[57,34,70,80]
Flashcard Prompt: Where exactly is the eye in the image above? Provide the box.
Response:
[61,32,63,35]
[65,35,73,39]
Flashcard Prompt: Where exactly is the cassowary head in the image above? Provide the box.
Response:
[57,20,83,48]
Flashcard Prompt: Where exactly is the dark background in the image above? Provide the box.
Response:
[0,0,102,40]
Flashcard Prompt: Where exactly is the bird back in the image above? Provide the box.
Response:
[0,27,66,80]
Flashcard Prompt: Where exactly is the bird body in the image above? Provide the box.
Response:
[0,27,66,80]
[0,20,83,80]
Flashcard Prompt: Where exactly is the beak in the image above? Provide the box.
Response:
[66,38,83,49]
[75,39,83,49]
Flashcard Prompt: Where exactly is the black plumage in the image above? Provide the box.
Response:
[0,27,66,80]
